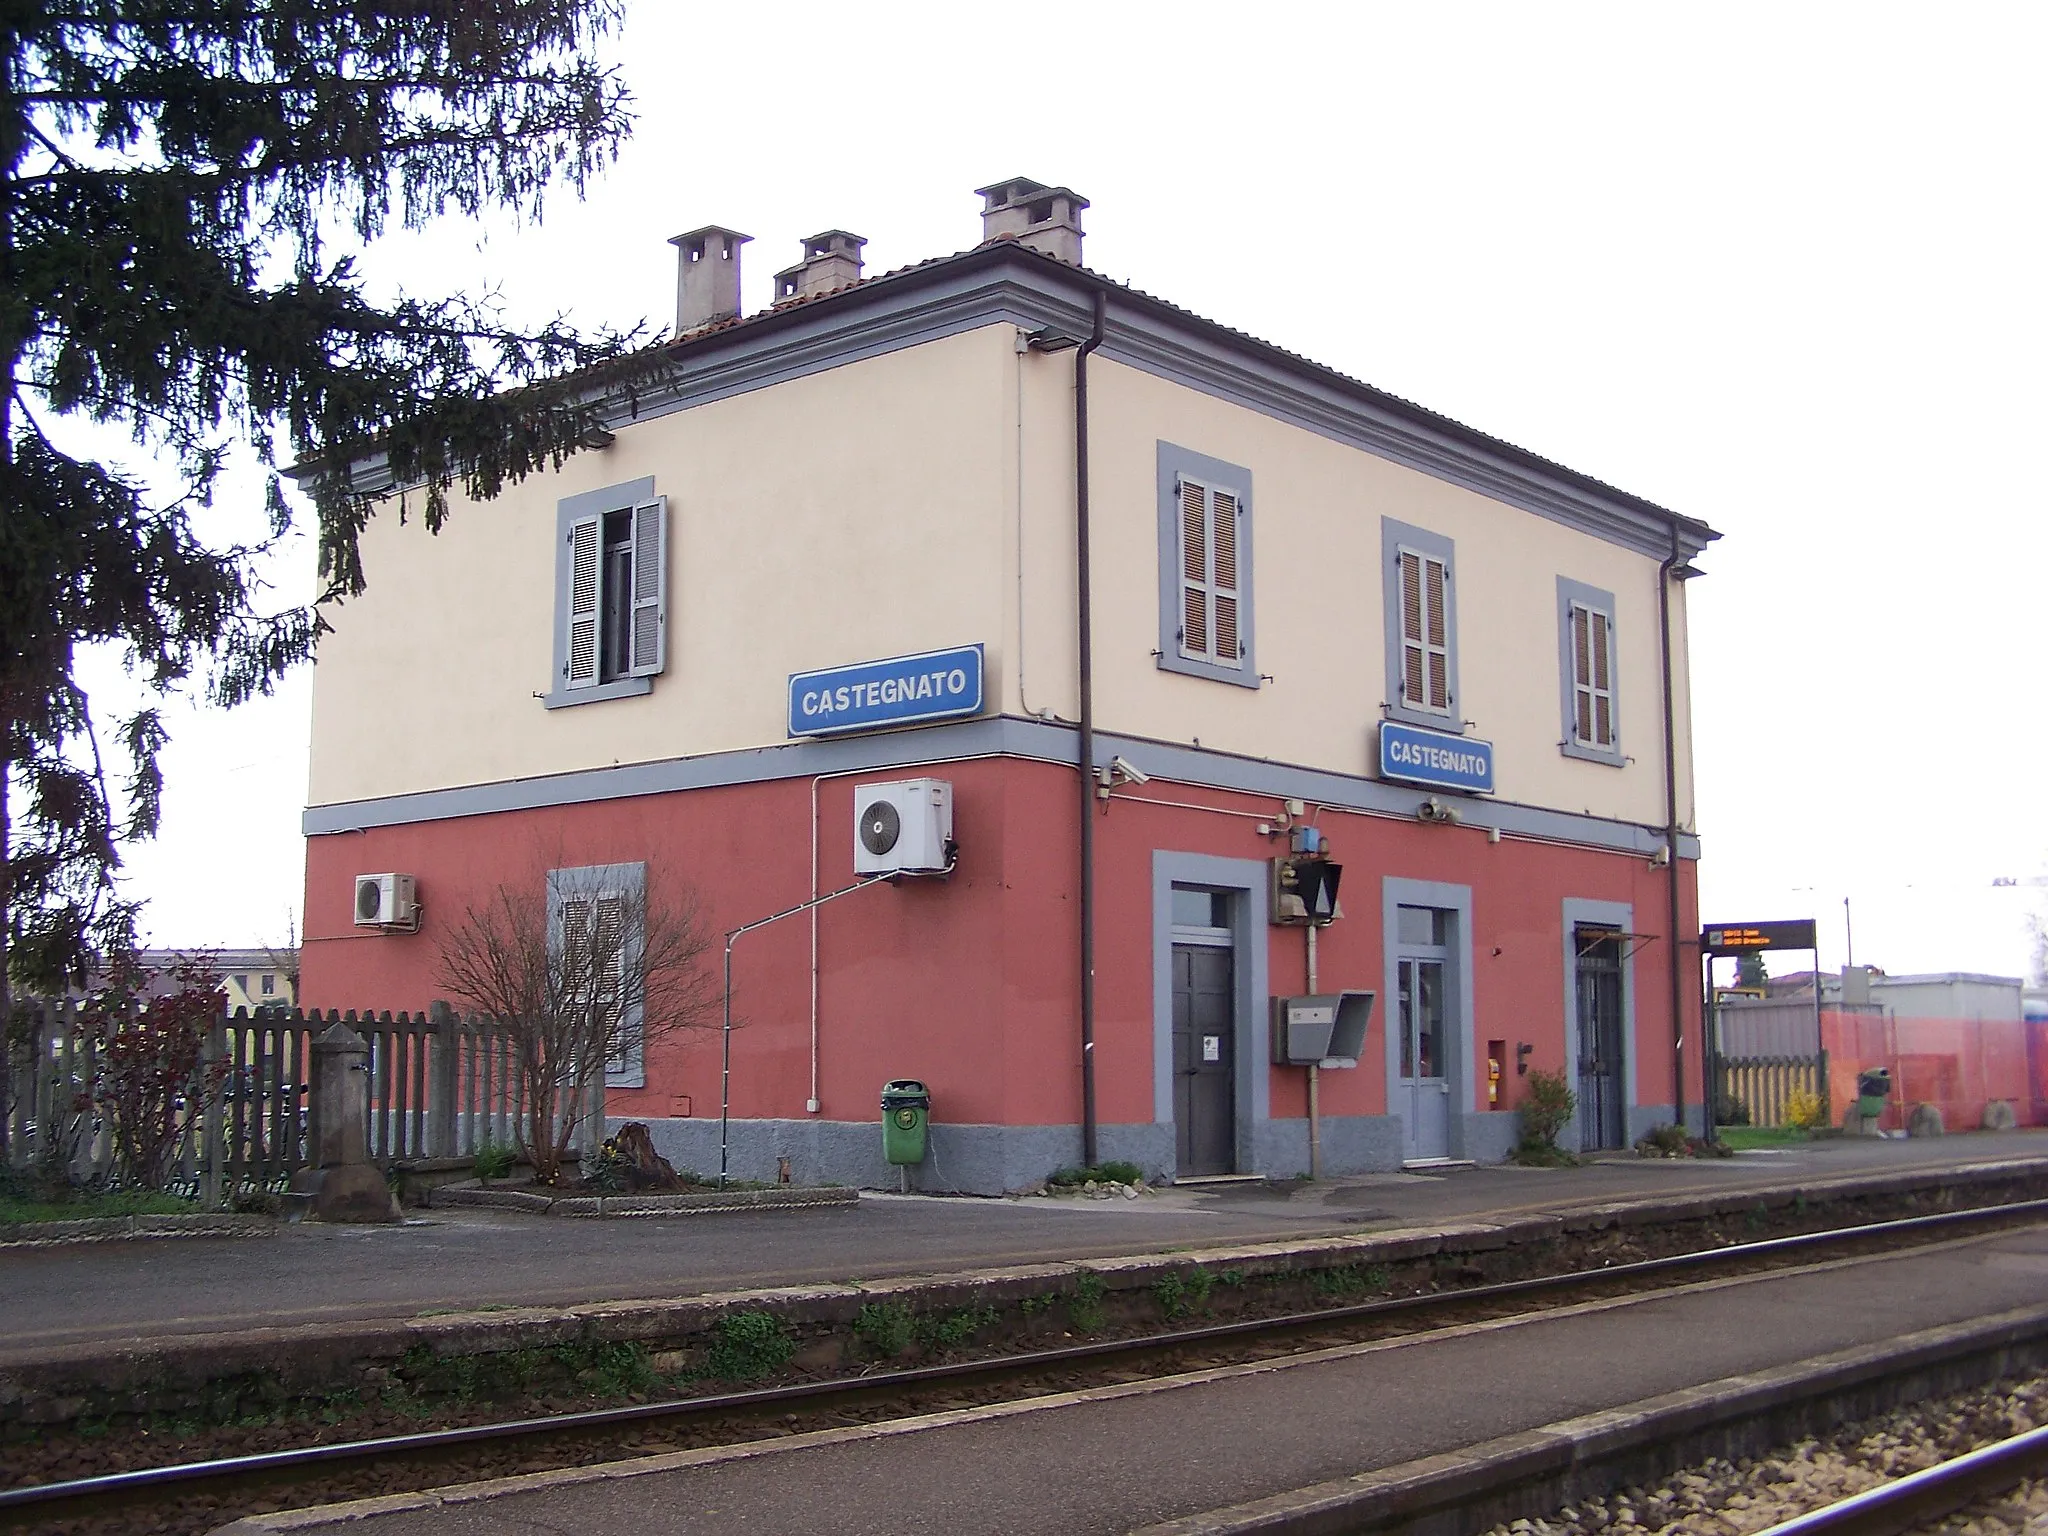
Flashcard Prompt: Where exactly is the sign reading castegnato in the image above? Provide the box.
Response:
[1377,719,1495,794]
[788,644,985,737]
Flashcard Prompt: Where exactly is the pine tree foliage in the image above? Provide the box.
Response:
[0,2,654,996]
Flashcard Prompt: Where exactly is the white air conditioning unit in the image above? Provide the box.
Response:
[353,872,418,929]
[852,778,954,875]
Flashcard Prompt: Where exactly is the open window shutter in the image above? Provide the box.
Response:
[1179,479,1209,659]
[1212,489,1240,661]
[627,496,667,678]
[565,514,601,689]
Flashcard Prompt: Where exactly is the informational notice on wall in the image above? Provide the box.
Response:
[787,644,985,738]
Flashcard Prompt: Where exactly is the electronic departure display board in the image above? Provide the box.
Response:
[1699,920,1818,955]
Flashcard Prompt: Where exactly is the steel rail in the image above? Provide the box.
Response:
[1751,1424,2048,1536]
[6,1196,2046,1521]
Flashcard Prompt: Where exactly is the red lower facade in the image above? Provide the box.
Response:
[303,752,1702,1191]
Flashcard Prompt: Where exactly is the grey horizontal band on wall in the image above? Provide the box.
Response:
[303,713,1700,862]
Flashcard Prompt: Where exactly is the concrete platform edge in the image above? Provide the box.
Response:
[1127,1303,2048,1535]
[6,1155,2045,1427]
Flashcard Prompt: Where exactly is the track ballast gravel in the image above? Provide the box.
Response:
[1483,1376,2048,1536]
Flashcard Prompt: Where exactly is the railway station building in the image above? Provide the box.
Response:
[300,179,1718,1192]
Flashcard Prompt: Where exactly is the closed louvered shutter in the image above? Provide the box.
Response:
[1398,546,1451,714]
[627,497,667,678]
[1212,489,1240,663]
[1180,479,1208,658]
[1570,601,1615,748]
[1177,478,1243,665]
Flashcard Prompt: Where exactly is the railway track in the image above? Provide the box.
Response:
[1749,1424,2048,1536]
[8,1197,2047,1536]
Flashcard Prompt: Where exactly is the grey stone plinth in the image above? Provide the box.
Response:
[290,1164,402,1224]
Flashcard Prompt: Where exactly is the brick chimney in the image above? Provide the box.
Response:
[668,225,750,334]
[974,178,1088,265]
[774,230,868,302]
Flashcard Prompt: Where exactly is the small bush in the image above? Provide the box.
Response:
[1153,1265,1214,1320]
[1783,1088,1824,1131]
[854,1301,915,1358]
[1714,1092,1752,1127]
[1068,1272,1108,1333]
[706,1310,794,1381]
[1636,1123,1690,1157]
[1049,1161,1143,1188]
[473,1139,516,1183]
[919,1305,998,1352]
[1517,1069,1576,1150]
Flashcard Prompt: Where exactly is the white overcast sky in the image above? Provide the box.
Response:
[97,1,2048,983]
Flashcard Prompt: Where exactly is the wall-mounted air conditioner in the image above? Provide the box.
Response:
[852,778,954,875]
[354,872,418,929]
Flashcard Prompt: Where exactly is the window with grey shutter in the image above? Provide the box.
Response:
[1557,576,1622,764]
[1156,442,1258,688]
[548,862,646,1089]
[1380,518,1462,730]
[546,478,665,709]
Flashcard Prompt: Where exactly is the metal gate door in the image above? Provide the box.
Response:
[1172,944,1236,1175]
[1574,931,1626,1151]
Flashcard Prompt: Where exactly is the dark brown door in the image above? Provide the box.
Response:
[1575,931,1626,1151]
[1172,944,1236,1175]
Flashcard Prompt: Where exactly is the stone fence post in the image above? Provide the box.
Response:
[288,1022,399,1222]
[429,1000,459,1160]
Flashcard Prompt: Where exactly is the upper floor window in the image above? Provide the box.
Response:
[260,973,277,996]
[1381,519,1461,729]
[547,477,668,709]
[1557,576,1622,765]
[1156,443,1258,689]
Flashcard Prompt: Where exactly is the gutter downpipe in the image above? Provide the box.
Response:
[1076,288,1106,1169]
[1658,529,1687,1132]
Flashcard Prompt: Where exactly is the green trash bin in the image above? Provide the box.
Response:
[1856,1067,1892,1120]
[881,1079,930,1166]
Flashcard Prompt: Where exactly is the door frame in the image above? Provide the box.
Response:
[1561,897,1636,1147]
[1381,877,1474,1160]
[1152,853,1270,1178]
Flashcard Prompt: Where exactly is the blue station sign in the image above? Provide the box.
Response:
[788,644,985,738]
[1378,720,1495,795]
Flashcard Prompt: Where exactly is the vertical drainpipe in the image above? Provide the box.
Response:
[1658,529,1687,1130]
[1076,288,1107,1169]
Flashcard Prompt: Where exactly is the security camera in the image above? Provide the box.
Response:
[1110,755,1149,786]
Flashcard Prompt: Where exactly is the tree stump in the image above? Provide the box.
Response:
[612,1121,684,1192]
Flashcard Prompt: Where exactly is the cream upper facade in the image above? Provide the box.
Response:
[306,238,1711,841]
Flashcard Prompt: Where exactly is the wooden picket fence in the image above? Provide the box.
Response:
[1718,1051,1830,1128]
[3,1000,599,1200]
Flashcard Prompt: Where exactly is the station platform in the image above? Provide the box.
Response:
[3,1132,2044,1361]
[220,1205,2048,1534]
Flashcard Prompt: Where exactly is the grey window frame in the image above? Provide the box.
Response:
[1156,442,1259,689]
[1380,518,1464,730]
[547,860,646,1089]
[1556,576,1623,766]
[545,477,665,709]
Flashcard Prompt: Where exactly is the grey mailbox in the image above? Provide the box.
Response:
[1271,991,1375,1067]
